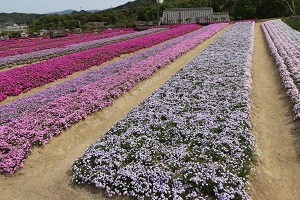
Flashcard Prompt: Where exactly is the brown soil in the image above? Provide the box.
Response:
[0,26,230,200]
[249,22,300,199]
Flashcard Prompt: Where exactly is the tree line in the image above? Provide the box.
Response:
[2,0,299,33]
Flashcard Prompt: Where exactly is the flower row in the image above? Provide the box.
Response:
[275,20,300,45]
[0,28,134,51]
[0,23,228,174]
[71,22,255,200]
[0,28,165,68]
[0,29,136,58]
[262,20,300,118]
[0,24,201,101]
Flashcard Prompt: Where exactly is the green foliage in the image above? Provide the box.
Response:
[282,16,300,31]
[0,12,43,24]
[3,0,296,33]
[256,0,290,18]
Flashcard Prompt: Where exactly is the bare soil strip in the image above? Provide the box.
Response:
[249,22,300,200]
[0,25,231,200]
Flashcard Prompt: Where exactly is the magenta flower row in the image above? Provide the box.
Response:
[0,28,165,68]
[0,29,136,58]
[0,25,178,51]
[0,28,134,51]
[262,20,300,119]
[0,23,228,174]
[0,24,200,101]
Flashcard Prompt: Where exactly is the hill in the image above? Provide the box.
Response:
[0,12,43,24]
[47,9,102,15]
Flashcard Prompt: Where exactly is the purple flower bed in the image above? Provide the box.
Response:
[0,23,228,175]
[0,28,165,68]
[0,24,200,101]
[262,20,300,119]
[71,22,255,199]
[0,29,136,58]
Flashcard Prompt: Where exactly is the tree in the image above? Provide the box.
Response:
[232,0,256,19]
[282,0,297,15]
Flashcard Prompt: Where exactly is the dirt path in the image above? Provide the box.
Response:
[0,25,231,200]
[249,22,300,199]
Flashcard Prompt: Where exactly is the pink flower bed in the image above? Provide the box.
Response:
[0,23,228,174]
[0,29,134,52]
[0,28,165,67]
[0,24,201,101]
[0,29,136,58]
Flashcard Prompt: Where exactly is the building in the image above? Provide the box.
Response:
[84,22,106,30]
[162,7,230,24]
[211,12,230,23]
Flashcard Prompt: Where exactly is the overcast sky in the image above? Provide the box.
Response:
[0,0,133,14]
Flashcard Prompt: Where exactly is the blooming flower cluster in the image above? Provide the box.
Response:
[0,29,136,58]
[0,24,201,101]
[262,20,300,119]
[71,22,255,199]
[0,28,165,68]
[0,23,228,174]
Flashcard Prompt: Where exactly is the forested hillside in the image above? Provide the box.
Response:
[1,0,299,32]
[0,12,43,24]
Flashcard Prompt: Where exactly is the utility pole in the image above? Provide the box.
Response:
[156,0,164,23]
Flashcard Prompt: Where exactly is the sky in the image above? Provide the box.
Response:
[0,0,133,14]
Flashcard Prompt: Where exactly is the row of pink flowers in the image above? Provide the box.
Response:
[0,28,165,68]
[0,25,179,51]
[0,29,134,51]
[262,20,300,118]
[0,29,136,58]
[0,24,201,101]
[0,23,228,174]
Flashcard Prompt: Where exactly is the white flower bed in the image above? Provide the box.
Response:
[275,20,300,44]
[262,20,300,118]
[71,22,255,200]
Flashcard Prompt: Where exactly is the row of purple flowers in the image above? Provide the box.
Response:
[0,25,200,101]
[262,20,300,119]
[0,23,228,174]
[71,22,255,199]
[0,28,165,68]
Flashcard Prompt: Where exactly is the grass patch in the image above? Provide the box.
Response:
[282,16,300,31]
